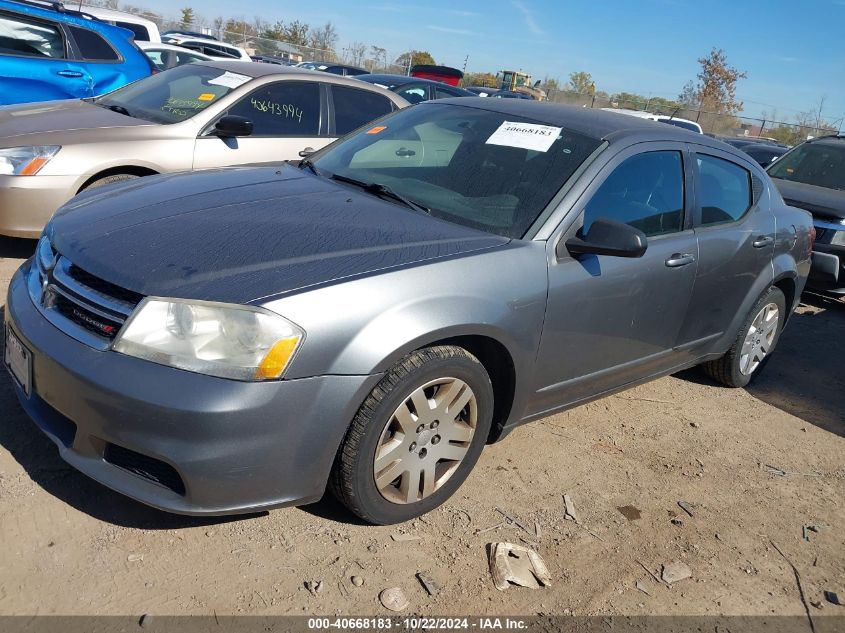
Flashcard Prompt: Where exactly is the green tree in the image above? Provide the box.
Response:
[462,72,498,88]
[179,7,194,29]
[567,71,595,95]
[395,50,436,70]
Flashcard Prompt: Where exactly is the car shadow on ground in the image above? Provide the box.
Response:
[678,292,844,438]
[0,306,266,529]
[0,236,37,260]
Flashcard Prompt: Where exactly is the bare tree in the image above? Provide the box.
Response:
[685,48,747,115]
[344,41,367,67]
[309,22,338,56]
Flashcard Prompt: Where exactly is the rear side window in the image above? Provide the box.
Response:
[115,21,150,42]
[395,84,428,104]
[67,26,119,61]
[583,151,685,237]
[0,13,64,58]
[696,154,752,226]
[332,85,394,135]
[228,82,320,136]
[435,86,462,99]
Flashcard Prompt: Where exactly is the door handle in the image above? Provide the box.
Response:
[665,253,696,268]
[752,235,774,248]
[56,70,84,78]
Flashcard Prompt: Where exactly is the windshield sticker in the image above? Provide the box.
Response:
[486,121,563,152]
[250,98,303,122]
[207,71,251,89]
[198,93,216,101]
[367,125,387,134]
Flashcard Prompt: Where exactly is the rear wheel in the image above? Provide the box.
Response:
[330,346,494,524]
[702,287,786,387]
[82,173,139,191]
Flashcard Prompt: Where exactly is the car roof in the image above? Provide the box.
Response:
[80,6,157,26]
[805,135,845,146]
[431,98,738,148]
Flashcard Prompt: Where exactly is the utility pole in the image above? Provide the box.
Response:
[462,55,468,74]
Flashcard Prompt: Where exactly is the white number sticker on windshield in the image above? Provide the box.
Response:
[486,121,562,152]
[207,71,252,89]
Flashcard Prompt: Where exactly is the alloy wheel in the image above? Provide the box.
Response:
[374,377,477,504]
[739,302,779,375]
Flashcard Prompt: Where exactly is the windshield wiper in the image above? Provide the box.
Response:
[330,174,431,215]
[98,102,133,118]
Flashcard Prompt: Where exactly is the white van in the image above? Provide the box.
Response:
[83,7,161,42]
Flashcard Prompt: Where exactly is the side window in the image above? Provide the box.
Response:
[583,151,685,237]
[332,85,394,135]
[0,13,64,58]
[227,82,320,136]
[395,84,428,104]
[67,26,119,62]
[696,154,751,226]
[435,86,461,99]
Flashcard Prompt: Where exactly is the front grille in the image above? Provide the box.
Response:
[104,443,186,496]
[67,264,144,306]
[32,246,144,348]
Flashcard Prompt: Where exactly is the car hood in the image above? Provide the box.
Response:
[0,99,153,142]
[48,165,509,304]
[771,177,845,221]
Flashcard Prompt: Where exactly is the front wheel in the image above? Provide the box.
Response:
[330,346,494,524]
[702,287,786,387]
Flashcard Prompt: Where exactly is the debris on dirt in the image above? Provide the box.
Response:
[416,572,440,597]
[636,560,663,585]
[391,533,421,542]
[678,501,695,517]
[488,542,551,591]
[811,601,823,610]
[475,522,505,535]
[689,421,700,428]
[351,576,364,587]
[379,587,410,612]
[762,463,822,478]
[127,554,143,562]
[802,525,822,542]
[670,518,684,527]
[825,591,842,606]
[635,580,651,596]
[305,581,323,596]
[563,494,580,523]
[495,507,533,535]
[617,505,641,521]
[661,561,692,585]
[534,521,541,539]
[771,540,816,632]
[139,614,152,628]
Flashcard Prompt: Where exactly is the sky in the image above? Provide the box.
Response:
[137,0,844,125]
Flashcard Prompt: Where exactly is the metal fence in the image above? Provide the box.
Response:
[543,89,840,145]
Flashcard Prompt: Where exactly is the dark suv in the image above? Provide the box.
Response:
[768,135,845,294]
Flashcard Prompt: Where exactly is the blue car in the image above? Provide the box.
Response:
[0,0,152,105]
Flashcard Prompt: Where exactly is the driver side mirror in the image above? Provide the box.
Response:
[212,115,253,138]
[559,218,648,259]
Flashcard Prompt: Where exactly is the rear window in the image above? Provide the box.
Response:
[115,21,151,42]
[768,141,845,191]
[0,13,64,58]
[332,85,394,135]
[67,26,120,62]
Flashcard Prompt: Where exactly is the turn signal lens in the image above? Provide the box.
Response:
[255,337,301,380]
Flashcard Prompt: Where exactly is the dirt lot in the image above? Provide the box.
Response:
[0,235,843,619]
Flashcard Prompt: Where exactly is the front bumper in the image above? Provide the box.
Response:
[0,175,80,239]
[5,262,380,515]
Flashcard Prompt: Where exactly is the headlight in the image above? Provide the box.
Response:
[113,298,304,381]
[0,146,61,176]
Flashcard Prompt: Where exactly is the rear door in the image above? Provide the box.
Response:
[675,148,775,354]
[530,143,699,414]
[64,24,125,96]
[193,79,329,168]
[0,10,91,103]
[328,84,395,136]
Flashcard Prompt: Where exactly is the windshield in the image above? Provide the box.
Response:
[310,103,603,238]
[768,141,845,190]
[95,65,252,124]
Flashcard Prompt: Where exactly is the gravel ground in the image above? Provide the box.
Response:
[0,235,843,618]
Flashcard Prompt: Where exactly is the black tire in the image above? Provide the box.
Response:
[702,287,786,388]
[82,173,139,191]
[330,345,494,525]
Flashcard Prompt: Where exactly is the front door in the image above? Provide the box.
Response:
[193,80,331,169]
[529,144,699,415]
